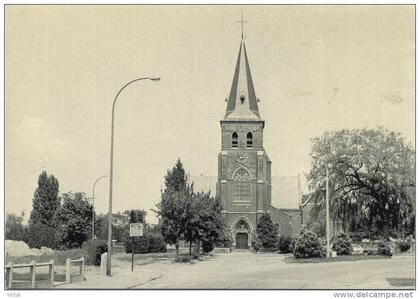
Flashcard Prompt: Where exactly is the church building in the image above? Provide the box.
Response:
[215,33,301,249]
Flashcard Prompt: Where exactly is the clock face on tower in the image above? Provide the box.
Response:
[236,151,248,165]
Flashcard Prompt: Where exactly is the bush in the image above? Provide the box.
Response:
[332,232,353,255]
[202,240,214,253]
[293,230,324,258]
[256,214,279,252]
[349,232,363,243]
[125,237,149,254]
[252,237,263,252]
[215,232,233,248]
[27,223,57,249]
[147,233,167,253]
[377,239,393,256]
[125,233,167,254]
[278,236,293,253]
[289,236,297,252]
[81,239,107,265]
[398,240,411,252]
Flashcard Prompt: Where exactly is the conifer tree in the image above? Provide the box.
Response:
[164,158,187,191]
[27,170,60,248]
[256,213,279,252]
[155,159,192,257]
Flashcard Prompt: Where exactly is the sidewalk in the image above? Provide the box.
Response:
[57,264,162,289]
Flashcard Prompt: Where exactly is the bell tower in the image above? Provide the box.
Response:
[216,30,272,249]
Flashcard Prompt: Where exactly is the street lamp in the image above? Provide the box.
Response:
[325,165,330,257]
[91,175,109,240]
[106,76,160,276]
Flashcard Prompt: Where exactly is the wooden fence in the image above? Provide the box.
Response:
[65,257,85,284]
[5,256,85,289]
[5,260,54,289]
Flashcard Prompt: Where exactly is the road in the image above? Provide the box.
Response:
[135,251,415,289]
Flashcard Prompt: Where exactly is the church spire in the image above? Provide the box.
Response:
[225,21,260,120]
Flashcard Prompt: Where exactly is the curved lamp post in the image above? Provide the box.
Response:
[107,76,160,276]
[91,175,109,240]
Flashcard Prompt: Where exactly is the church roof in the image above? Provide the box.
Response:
[224,38,261,120]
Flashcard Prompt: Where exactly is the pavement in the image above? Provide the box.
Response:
[59,251,415,289]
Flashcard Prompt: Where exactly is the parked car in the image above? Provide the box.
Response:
[351,244,364,255]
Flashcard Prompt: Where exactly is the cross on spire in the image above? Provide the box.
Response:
[236,11,247,39]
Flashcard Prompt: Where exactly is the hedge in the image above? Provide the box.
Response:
[81,239,107,265]
[125,233,166,254]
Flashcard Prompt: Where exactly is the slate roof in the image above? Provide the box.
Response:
[224,38,261,120]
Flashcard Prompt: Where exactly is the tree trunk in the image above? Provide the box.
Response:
[189,241,192,256]
[175,242,179,258]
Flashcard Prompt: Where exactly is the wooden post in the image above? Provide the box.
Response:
[131,237,134,272]
[80,257,84,281]
[7,264,13,289]
[49,260,54,288]
[5,266,10,289]
[30,261,36,288]
[65,258,71,284]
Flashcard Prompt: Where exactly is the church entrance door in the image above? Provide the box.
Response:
[236,233,248,249]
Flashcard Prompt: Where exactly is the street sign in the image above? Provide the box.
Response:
[129,223,144,237]
[130,222,144,272]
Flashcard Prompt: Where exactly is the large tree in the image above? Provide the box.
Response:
[55,192,93,249]
[156,159,226,256]
[29,171,60,226]
[28,171,60,248]
[185,191,224,254]
[307,128,415,237]
[154,159,192,257]
[155,185,194,257]
[5,212,27,241]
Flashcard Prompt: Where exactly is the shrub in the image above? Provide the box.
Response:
[27,223,57,249]
[256,214,279,252]
[332,232,353,255]
[202,240,214,253]
[81,239,107,265]
[289,236,297,252]
[278,236,293,253]
[215,232,233,248]
[125,233,167,254]
[293,230,324,258]
[377,239,393,256]
[252,237,263,252]
[147,233,167,253]
[398,240,411,252]
[125,236,149,254]
[349,232,363,243]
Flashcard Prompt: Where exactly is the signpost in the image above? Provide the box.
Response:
[129,223,144,272]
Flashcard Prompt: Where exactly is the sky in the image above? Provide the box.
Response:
[5,5,415,224]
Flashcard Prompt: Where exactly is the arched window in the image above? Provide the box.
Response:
[235,219,250,231]
[275,223,281,236]
[246,132,253,148]
[232,132,238,148]
[233,168,251,201]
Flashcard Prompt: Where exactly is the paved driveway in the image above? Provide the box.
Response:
[136,251,415,289]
